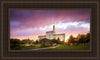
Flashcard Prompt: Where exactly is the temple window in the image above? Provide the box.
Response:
[49,34,51,39]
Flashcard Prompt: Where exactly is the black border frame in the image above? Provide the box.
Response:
[0,0,100,60]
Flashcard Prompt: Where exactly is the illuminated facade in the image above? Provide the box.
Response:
[38,25,65,41]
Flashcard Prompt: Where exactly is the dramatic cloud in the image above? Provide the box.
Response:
[10,9,90,40]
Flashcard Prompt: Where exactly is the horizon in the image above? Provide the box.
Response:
[10,9,90,42]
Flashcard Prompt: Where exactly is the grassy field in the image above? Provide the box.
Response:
[10,44,51,50]
[11,44,90,50]
[11,45,37,50]
[45,44,90,50]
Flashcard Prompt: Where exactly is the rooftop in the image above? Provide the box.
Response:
[46,31,54,33]
[53,34,65,36]
[38,35,46,37]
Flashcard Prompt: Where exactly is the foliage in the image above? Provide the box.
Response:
[67,35,77,44]
[78,32,90,43]
[10,39,21,44]
[85,32,90,43]
[10,38,34,50]
[10,34,90,50]
[35,40,39,44]
[10,38,63,50]
[57,37,62,44]
[10,39,21,49]
[34,38,62,47]
[20,39,33,44]
[39,38,51,47]
[67,32,90,44]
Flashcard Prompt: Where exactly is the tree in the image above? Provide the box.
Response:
[57,37,61,44]
[85,32,90,43]
[77,34,81,40]
[68,35,76,44]
[39,38,52,47]
[35,40,39,44]
[20,39,33,45]
[57,37,60,41]
[78,34,86,43]
[52,38,62,44]
[10,39,21,49]
[10,39,21,45]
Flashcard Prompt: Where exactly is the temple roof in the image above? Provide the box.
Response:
[46,31,54,33]
[38,35,46,37]
[53,34,65,36]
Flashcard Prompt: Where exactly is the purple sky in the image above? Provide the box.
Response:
[10,9,90,41]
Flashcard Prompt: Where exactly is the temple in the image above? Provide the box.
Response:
[38,25,65,41]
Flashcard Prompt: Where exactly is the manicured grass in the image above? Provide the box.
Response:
[11,44,90,50]
[45,44,90,50]
[10,44,52,50]
[11,45,37,50]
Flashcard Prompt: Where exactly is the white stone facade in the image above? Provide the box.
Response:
[38,25,65,41]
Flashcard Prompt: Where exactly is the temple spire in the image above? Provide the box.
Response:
[53,25,55,33]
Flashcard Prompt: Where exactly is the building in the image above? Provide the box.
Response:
[38,25,65,41]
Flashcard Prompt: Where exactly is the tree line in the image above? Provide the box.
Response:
[10,37,62,49]
[34,38,62,47]
[67,32,90,44]
[10,39,33,45]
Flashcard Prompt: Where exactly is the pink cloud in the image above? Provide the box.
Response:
[10,10,90,40]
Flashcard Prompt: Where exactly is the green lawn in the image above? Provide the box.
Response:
[11,45,37,50]
[10,44,51,50]
[11,44,90,50]
[45,44,90,50]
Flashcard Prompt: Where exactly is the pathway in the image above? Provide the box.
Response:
[30,44,60,50]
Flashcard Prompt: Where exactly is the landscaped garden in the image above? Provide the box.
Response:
[10,32,90,50]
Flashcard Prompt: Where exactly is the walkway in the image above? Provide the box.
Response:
[30,44,60,50]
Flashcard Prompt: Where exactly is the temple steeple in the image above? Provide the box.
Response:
[53,25,55,33]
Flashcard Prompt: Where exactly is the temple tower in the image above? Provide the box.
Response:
[53,25,56,33]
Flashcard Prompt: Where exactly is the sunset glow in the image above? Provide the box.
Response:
[10,10,90,41]
[65,36,69,42]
